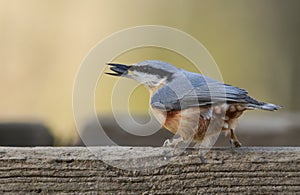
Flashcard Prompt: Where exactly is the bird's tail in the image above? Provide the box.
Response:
[245,96,282,111]
[247,102,282,111]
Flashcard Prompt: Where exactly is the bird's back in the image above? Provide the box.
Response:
[151,69,280,111]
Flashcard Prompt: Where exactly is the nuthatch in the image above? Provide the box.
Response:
[106,60,281,148]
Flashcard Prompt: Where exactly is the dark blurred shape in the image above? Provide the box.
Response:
[214,128,300,147]
[76,114,300,147]
[291,61,300,110]
[76,116,173,146]
[0,123,54,146]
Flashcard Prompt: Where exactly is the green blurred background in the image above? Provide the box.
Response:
[0,0,299,145]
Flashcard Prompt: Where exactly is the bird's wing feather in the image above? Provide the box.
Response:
[151,72,252,111]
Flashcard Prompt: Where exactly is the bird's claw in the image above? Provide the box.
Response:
[230,139,242,153]
[163,137,184,148]
[230,138,242,148]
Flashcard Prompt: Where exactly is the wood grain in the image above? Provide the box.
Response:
[0,147,299,194]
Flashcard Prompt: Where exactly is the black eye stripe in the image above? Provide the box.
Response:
[130,65,173,81]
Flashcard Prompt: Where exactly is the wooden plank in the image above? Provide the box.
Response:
[0,147,299,194]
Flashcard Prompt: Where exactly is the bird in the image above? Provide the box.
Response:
[106,60,282,148]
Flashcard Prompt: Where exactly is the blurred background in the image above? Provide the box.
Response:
[0,0,299,146]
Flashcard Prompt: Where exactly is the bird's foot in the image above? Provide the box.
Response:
[163,137,193,156]
[230,139,242,153]
[198,149,207,163]
[230,138,242,148]
[163,137,184,148]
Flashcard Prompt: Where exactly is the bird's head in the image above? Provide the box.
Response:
[106,60,179,89]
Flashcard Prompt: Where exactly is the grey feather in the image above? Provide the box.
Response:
[107,60,281,112]
[247,103,282,111]
[151,70,261,111]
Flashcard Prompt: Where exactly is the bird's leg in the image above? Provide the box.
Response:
[230,129,242,148]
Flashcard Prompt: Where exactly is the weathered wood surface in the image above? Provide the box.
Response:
[0,147,299,194]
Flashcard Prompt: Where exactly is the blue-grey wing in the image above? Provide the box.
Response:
[151,71,255,111]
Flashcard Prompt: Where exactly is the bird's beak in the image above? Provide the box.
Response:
[105,63,131,77]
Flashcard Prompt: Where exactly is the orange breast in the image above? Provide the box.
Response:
[152,103,248,142]
[152,107,210,141]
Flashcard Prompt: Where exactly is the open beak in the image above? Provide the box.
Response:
[105,63,131,77]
